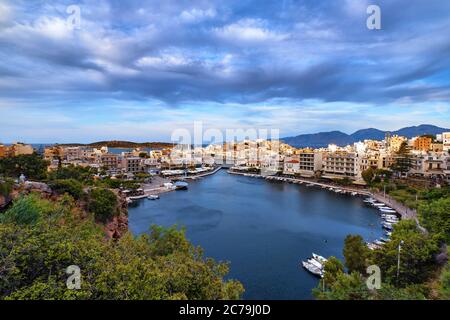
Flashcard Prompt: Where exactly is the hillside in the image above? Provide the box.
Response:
[282,124,449,148]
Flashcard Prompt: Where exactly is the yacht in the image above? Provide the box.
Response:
[174,181,189,190]
[308,258,323,270]
[148,194,159,200]
[382,222,393,230]
[302,261,324,278]
[312,253,328,265]
[379,208,397,213]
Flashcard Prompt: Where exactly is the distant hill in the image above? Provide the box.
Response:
[282,124,449,148]
[59,140,173,149]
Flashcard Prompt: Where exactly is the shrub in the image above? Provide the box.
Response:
[88,188,118,222]
[49,179,83,200]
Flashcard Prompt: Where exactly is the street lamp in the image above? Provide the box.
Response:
[397,240,404,284]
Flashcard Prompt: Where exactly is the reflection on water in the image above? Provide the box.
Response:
[128,170,383,299]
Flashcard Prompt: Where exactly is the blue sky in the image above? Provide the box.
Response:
[0,0,449,143]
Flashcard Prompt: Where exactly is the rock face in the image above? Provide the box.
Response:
[105,214,129,240]
[104,191,129,240]
[23,181,52,194]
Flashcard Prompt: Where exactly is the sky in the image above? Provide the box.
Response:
[0,0,449,143]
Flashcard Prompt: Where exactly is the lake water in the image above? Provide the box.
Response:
[128,169,383,299]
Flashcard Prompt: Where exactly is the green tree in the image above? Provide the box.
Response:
[0,153,48,180]
[390,142,413,175]
[49,179,84,200]
[0,193,52,225]
[343,235,370,274]
[372,220,440,286]
[361,167,375,185]
[0,195,244,300]
[87,188,119,222]
[419,197,450,242]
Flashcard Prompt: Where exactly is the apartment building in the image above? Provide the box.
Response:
[100,153,119,170]
[412,136,432,151]
[323,151,360,180]
[123,157,142,174]
[443,132,450,152]
[65,147,81,161]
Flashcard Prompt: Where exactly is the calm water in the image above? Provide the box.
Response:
[128,170,383,300]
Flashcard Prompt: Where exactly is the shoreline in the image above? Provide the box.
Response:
[227,170,422,224]
[227,170,371,196]
[139,167,223,197]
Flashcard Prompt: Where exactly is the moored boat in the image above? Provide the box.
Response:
[301,261,324,278]
[312,253,328,265]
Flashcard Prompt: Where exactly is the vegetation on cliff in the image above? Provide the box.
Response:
[0,193,244,300]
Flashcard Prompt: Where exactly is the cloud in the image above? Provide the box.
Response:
[0,0,449,142]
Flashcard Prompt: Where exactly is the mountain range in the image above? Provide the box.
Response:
[281,124,449,148]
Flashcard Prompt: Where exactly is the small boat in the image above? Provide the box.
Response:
[384,218,399,224]
[147,195,159,200]
[302,261,324,278]
[312,253,328,265]
[379,208,397,213]
[373,240,385,246]
[372,202,385,207]
[385,231,392,237]
[308,258,323,270]
[351,192,358,196]
[128,194,147,200]
[379,237,391,243]
[174,181,189,190]
[363,197,375,203]
[379,206,393,210]
[126,197,133,204]
[382,222,393,230]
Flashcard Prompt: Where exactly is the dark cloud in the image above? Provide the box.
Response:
[0,0,449,107]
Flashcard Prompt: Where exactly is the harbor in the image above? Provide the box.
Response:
[128,169,384,299]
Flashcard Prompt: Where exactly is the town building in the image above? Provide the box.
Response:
[412,136,432,151]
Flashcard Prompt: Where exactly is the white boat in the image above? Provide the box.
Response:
[128,194,147,200]
[381,214,398,219]
[302,261,324,278]
[379,206,393,210]
[312,253,328,265]
[148,195,159,200]
[384,218,399,224]
[308,258,323,270]
[382,222,393,230]
[379,208,397,213]
[351,192,358,196]
[373,240,385,246]
[372,202,385,207]
[334,189,342,193]
[363,197,375,203]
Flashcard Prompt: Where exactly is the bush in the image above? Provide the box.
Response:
[0,196,244,300]
[49,179,83,200]
[88,188,118,222]
[0,194,52,225]
[0,153,48,180]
